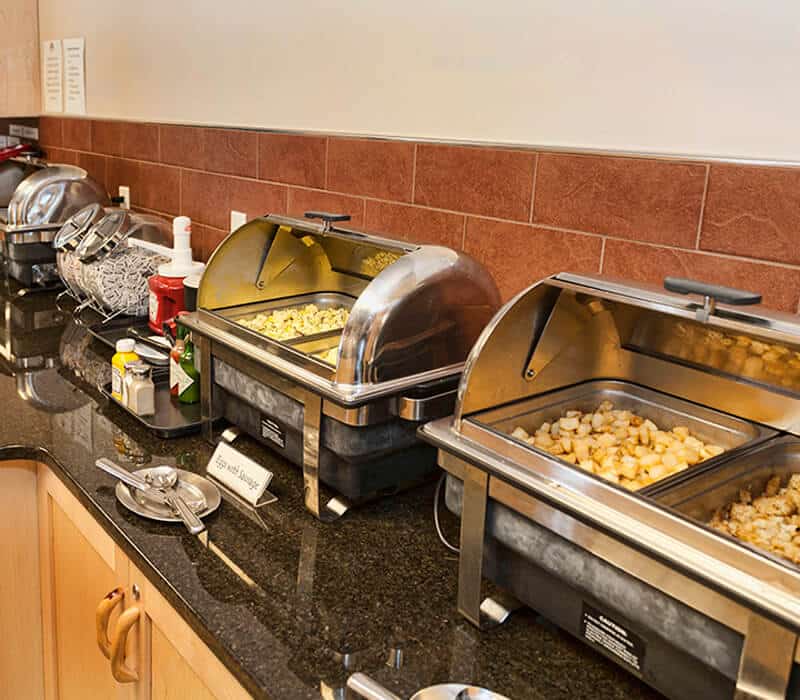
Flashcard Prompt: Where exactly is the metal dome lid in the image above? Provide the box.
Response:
[53,203,106,251]
[7,164,109,227]
[75,209,131,263]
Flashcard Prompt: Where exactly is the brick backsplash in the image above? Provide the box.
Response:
[37,116,800,312]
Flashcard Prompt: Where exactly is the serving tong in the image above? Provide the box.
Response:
[96,458,206,534]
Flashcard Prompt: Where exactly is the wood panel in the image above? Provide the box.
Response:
[0,460,45,700]
[51,500,121,699]
[37,463,132,700]
[151,626,217,700]
[131,563,250,700]
[0,0,39,116]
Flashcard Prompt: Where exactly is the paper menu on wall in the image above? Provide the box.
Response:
[63,38,87,115]
[41,40,63,113]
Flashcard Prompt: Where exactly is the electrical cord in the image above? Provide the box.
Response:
[434,472,460,553]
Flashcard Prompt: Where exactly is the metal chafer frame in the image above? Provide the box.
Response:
[421,273,800,699]
[185,213,500,521]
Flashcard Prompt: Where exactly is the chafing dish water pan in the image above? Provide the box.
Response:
[421,273,800,700]
[184,212,500,521]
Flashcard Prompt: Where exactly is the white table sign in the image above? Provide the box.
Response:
[207,441,274,507]
[63,37,87,114]
[41,40,63,113]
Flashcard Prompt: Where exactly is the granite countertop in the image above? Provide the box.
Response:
[0,284,661,700]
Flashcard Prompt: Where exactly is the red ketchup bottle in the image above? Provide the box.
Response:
[148,216,205,334]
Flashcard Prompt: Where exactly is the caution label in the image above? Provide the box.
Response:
[581,603,646,673]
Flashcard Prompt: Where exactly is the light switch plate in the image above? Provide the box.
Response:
[8,124,23,137]
[118,185,130,209]
[22,126,39,140]
[230,210,247,232]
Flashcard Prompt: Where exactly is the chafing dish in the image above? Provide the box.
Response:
[183,211,500,520]
[0,163,109,288]
[421,273,800,699]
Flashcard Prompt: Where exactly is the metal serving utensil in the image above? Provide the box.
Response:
[96,459,206,535]
[143,466,206,535]
[346,674,510,700]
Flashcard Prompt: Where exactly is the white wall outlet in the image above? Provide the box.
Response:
[230,210,247,232]
[118,185,130,210]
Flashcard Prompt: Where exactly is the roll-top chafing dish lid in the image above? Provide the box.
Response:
[75,209,171,263]
[2,164,109,235]
[194,212,501,396]
[0,154,45,209]
[454,272,800,436]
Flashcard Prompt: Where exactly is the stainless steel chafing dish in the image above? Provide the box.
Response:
[184,211,500,521]
[0,163,109,288]
[421,273,800,700]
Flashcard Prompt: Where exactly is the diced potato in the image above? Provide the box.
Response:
[509,399,727,491]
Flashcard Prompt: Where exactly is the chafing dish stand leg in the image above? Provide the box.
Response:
[733,615,796,700]
[199,335,215,443]
[301,390,350,522]
[458,465,521,629]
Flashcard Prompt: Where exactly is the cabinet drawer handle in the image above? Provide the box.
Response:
[95,587,124,660]
[110,606,140,683]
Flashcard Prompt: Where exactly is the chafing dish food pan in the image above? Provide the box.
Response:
[657,435,800,571]
[470,379,769,494]
[184,211,500,520]
[421,273,800,700]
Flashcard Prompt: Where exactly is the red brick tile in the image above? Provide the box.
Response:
[181,170,230,229]
[415,144,536,222]
[327,138,414,201]
[258,133,325,188]
[76,152,108,191]
[464,218,602,300]
[38,117,62,147]
[107,158,180,215]
[364,201,464,248]
[205,128,258,178]
[121,122,159,161]
[91,120,123,156]
[62,118,91,151]
[159,125,206,170]
[43,147,77,165]
[534,153,707,247]
[192,223,229,262]
[287,188,364,227]
[701,164,800,265]
[228,178,288,220]
[602,239,800,312]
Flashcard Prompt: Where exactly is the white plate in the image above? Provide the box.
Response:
[115,467,221,523]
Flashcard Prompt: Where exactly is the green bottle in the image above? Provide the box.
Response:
[177,332,201,404]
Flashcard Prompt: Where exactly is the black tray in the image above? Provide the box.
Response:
[100,380,205,439]
[86,315,170,378]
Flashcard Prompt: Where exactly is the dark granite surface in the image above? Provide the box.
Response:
[0,282,662,700]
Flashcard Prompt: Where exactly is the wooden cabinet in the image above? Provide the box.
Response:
[38,464,132,700]
[0,0,40,116]
[0,460,45,700]
[11,461,253,700]
[129,562,251,700]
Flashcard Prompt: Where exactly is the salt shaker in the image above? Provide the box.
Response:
[126,364,156,416]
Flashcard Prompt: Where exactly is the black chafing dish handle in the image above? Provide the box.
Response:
[304,211,351,223]
[664,277,761,322]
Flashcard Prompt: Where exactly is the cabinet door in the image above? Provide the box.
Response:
[0,460,45,700]
[129,563,251,700]
[38,465,134,700]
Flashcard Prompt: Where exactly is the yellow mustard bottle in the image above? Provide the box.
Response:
[111,338,139,402]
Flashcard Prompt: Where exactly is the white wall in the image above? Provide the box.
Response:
[38,0,800,161]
